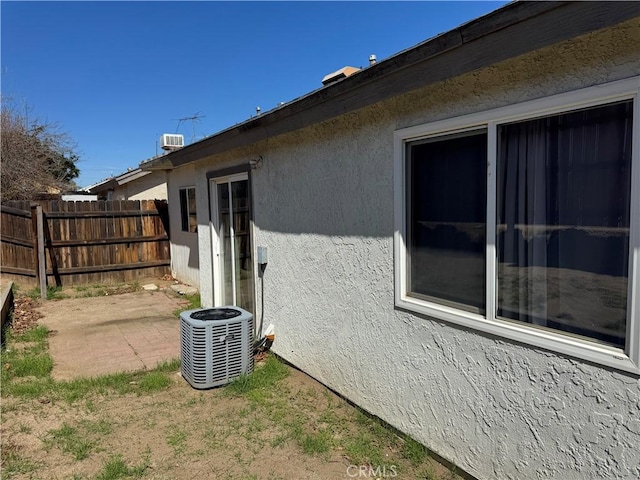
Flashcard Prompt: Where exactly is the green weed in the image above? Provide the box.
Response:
[202,427,226,449]
[403,434,428,466]
[173,292,201,317]
[85,399,96,413]
[1,377,54,399]
[25,287,41,300]
[95,453,148,480]
[2,360,177,403]
[300,428,332,455]
[152,357,181,372]
[138,371,172,392]
[27,286,68,300]
[1,326,53,384]
[166,425,188,455]
[4,353,53,378]
[344,434,384,466]
[225,354,289,399]
[18,423,32,433]
[46,423,94,460]
[61,368,175,401]
[11,325,49,344]
[270,433,287,448]
[81,418,112,435]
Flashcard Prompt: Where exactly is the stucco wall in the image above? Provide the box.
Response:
[167,164,200,287]
[110,171,167,201]
[171,155,257,298]
[186,20,640,479]
[125,171,167,201]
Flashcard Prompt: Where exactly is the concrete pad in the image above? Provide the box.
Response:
[37,290,186,380]
[170,284,199,296]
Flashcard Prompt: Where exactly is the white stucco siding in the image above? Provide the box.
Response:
[174,19,640,479]
[245,20,640,480]
[167,164,200,287]
[125,171,167,200]
[109,171,167,201]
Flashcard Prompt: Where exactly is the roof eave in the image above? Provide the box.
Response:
[87,178,118,194]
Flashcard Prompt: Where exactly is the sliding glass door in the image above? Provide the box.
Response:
[210,174,254,313]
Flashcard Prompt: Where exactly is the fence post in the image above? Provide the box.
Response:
[32,205,47,299]
[43,211,62,287]
[30,205,39,288]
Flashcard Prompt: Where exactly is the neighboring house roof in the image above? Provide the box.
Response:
[61,194,98,201]
[142,1,639,171]
[86,168,154,194]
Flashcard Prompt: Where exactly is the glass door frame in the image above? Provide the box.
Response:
[208,172,255,311]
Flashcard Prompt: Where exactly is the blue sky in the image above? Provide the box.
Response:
[2,1,507,188]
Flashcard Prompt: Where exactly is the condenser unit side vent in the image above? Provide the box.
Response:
[180,307,254,389]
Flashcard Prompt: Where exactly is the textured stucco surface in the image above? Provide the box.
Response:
[178,20,640,480]
[167,164,200,287]
[123,171,167,201]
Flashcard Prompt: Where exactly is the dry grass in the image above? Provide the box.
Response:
[2,337,463,480]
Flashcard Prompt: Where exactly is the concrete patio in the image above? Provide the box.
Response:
[36,290,185,380]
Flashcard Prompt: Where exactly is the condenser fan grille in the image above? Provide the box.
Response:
[180,307,254,389]
[190,308,242,321]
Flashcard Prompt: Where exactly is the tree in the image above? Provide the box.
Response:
[1,98,81,200]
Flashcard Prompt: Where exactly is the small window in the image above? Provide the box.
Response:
[179,187,197,233]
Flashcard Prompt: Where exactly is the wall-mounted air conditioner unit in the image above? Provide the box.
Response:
[180,307,254,389]
[160,134,184,151]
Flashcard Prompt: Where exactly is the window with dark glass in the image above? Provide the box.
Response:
[179,187,197,233]
[407,130,487,313]
[496,101,633,347]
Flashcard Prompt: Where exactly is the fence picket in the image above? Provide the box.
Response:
[1,199,170,286]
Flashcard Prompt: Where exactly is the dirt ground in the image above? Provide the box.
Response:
[9,371,353,478]
[1,366,462,480]
[1,281,463,480]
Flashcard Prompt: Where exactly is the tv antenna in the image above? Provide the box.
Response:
[174,112,206,143]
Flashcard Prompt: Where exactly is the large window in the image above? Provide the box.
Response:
[496,102,632,348]
[179,187,197,233]
[394,78,639,373]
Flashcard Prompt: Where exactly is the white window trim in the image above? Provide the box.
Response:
[394,76,640,374]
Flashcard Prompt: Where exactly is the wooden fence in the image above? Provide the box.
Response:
[0,199,171,289]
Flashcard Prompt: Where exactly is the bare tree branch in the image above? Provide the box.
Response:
[1,97,80,200]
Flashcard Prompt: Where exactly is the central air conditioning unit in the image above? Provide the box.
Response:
[180,306,254,389]
[160,133,184,151]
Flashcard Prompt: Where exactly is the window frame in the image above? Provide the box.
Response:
[393,76,640,374]
[179,186,197,233]
[406,128,488,315]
